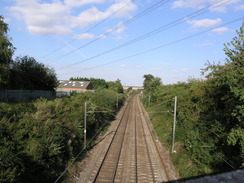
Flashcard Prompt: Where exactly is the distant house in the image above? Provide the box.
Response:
[56,80,94,96]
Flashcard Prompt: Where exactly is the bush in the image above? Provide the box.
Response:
[0,90,125,182]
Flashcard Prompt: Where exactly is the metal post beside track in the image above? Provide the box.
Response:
[84,102,87,150]
[171,96,177,153]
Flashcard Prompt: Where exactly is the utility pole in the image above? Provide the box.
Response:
[84,102,87,149]
[171,96,177,153]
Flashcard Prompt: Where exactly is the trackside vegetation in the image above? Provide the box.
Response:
[142,24,243,178]
[0,15,126,182]
[0,90,125,183]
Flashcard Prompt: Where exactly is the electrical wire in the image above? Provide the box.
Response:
[54,105,117,183]
[141,96,237,170]
[46,0,170,64]
[38,0,135,60]
[59,16,243,76]
[55,0,233,71]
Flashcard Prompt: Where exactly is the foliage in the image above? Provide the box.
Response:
[1,15,57,91]
[0,90,125,183]
[141,24,244,178]
[0,16,15,89]
[8,56,58,90]
[143,74,162,94]
[107,79,124,93]
[200,23,244,170]
[70,77,107,90]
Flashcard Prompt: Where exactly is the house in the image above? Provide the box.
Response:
[56,80,94,96]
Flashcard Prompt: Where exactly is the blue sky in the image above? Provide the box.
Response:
[1,0,243,86]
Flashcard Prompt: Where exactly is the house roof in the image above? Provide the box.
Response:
[57,80,92,89]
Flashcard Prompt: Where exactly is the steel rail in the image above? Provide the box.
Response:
[137,96,156,183]
[138,95,171,181]
[111,102,131,182]
[93,96,134,182]
[134,97,138,183]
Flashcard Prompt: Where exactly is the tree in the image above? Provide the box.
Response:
[0,15,15,89]
[107,79,124,93]
[143,74,154,88]
[202,23,244,169]
[9,56,58,90]
[143,74,162,92]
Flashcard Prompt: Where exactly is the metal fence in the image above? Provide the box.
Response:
[0,90,55,101]
[56,91,71,97]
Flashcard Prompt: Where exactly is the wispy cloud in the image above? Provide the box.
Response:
[212,26,229,34]
[106,22,127,39]
[119,64,126,68]
[98,34,106,39]
[75,33,94,39]
[172,0,208,9]
[64,0,104,8]
[107,22,126,34]
[234,4,244,10]
[172,0,241,12]
[187,18,221,28]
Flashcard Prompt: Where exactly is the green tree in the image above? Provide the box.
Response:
[143,74,154,88]
[9,56,58,90]
[143,74,162,92]
[0,15,15,89]
[107,79,123,93]
[140,23,244,177]
[202,23,244,168]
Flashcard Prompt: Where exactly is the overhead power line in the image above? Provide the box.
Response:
[46,0,170,64]
[59,16,243,76]
[56,0,233,71]
[39,0,135,60]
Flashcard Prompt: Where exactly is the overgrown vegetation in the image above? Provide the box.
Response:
[0,90,125,183]
[0,15,127,182]
[0,16,57,91]
[142,24,243,178]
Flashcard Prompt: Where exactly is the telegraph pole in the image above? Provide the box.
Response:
[171,96,177,153]
[84,102,87,149]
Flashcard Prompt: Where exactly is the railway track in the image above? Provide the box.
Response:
[93,97,132,182]
[78,94,172,183]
